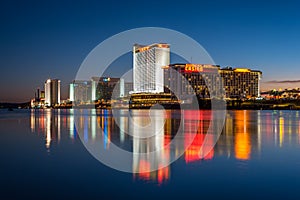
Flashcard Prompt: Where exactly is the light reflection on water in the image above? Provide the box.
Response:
[29,109,300,184]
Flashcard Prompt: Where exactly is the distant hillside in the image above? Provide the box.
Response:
[0,102,30,109]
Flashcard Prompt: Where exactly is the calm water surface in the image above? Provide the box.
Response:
[1,109,300,199]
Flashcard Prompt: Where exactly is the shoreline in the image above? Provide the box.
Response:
[2,107,300,111]
[2,100,300,110]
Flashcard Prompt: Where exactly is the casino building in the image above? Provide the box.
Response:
[163,64,223,100]
[163,64,262,99]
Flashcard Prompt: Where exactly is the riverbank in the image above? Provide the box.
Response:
[3,99,300,110]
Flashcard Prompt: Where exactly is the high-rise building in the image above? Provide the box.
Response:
[45,79,61,107]
[69,80,95,104]
[94,77,124,101]
[163,64,262,99]
[220,67,262,98]
[69,77,125,103]
[133,43,170,93]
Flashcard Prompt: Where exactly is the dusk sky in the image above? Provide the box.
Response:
[1,0,300,102]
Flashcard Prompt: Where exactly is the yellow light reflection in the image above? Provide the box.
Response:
[235,132,250,160]
[234,111,251,160]
[279,117,284,147]
[30,110,35,132]
[298,121,300,145]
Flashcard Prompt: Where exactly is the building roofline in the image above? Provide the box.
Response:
[134,43,170,53]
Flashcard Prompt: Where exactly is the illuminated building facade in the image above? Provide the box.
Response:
[133,43,170,93]
[69,80,96,103]
[31,88,46,108]
[44,78,60,107]
[163,64,262,99]
[40,91,45,99]
[124,82,133,97]
[69,77,125,103]
[129,93,178,108]
[163,63,222,99]
[220,67,262,98]
[94,77,124,101]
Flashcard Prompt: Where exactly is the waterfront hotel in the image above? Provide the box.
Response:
[133,43,170,93]
[220,67,262,98]
[163,64,262,99]
[44,78,61,107]
[69,77,126,104]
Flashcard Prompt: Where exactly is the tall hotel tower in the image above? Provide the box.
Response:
[45,79,61,107]
[133,43,170,93]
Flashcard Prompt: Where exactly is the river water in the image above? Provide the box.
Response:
[1,109,300,199]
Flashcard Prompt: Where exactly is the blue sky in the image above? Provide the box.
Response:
[1,0,300,102]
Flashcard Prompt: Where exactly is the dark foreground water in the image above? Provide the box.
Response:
[1,109,300,199]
